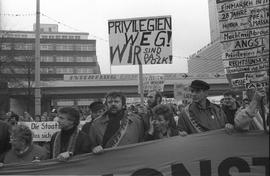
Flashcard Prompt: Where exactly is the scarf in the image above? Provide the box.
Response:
[52,126,79,158]
[102,111,129,148]
[184,104,208,133]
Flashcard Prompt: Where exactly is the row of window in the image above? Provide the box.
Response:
[1,33,84,40]
[12,56,96,62]
[0,43,95,51]
[41,35,81,40]
[2,67,95,74]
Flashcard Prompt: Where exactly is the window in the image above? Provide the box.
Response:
[14,56,27,61]
[41,56,53,62]
[41,67,55,74]
[1,43,12,50]
[76,56,94,62]
[56,67,74,73]
[24,44,33,50]
[56,56,73,62]
[62,36,68,39]
[77,67,93,73]
[75,44,95,51]
[40,44,53,50]
[41,35,48,39]
[75,36,80,39]
[14,43,32,50]
[55,44,73,51]
[68,36,74,39]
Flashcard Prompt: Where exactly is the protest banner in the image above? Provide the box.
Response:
[19,121,60,142]
[216,0,269,89]
[0,130,268,175]
[108,16,172,65]
[19,121,86,142]
[138,74,165,94]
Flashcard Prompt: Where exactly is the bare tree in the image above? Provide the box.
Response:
[0,33,35,113]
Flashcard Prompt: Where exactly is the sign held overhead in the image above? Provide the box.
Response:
[108,16,173,65]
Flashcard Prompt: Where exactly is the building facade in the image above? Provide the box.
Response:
[188,0,224,74]
[0,24,100,114]
[208,0,220,42]
[187,40,224,74]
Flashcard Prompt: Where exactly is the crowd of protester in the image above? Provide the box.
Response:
[0,79,268,165]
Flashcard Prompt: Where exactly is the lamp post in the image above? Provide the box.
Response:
[34,0,41,115]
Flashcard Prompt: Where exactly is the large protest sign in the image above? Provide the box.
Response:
[216,0,269,89]
[138,74,165,93]
[108,16,172,65]
[0,130,268,175]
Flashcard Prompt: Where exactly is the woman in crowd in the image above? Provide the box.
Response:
[3,125,48,164]
[145,104,186,141]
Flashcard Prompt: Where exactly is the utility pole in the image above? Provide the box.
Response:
[34,0,41,115]
[139,64,144,106]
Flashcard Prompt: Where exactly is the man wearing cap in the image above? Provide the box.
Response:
[81,101,106,135]
[50,107,92,161]
[178,80,233,134]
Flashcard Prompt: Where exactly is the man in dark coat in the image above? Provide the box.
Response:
[50,107,92,161]
[81,101,106,135]
[178,80,234,134]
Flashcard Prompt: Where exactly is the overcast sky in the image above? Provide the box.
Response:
[1,0,211,74]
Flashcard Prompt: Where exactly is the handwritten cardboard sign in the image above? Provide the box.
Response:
[108,16,172,65]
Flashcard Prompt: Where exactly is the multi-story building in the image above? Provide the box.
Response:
[208,0,220,42]
[0,24,100,114]
[0,24,100,81]
[188,0,224,74]
[188,40,224,74]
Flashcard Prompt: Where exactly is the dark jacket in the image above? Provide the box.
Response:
[4,144,48,164]
[221,102,240,125]
[89,111,144,149]
[0,121,11,162]
[178,100,228,134]
[50,128,92,158]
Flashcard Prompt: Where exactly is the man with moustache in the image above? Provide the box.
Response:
[89,92,144,154]
[177,80,233,134]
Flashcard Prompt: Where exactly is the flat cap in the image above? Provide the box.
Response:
[190,80,210,90]
[89,101,105,112]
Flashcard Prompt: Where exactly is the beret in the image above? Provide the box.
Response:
[190,80,210,90]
